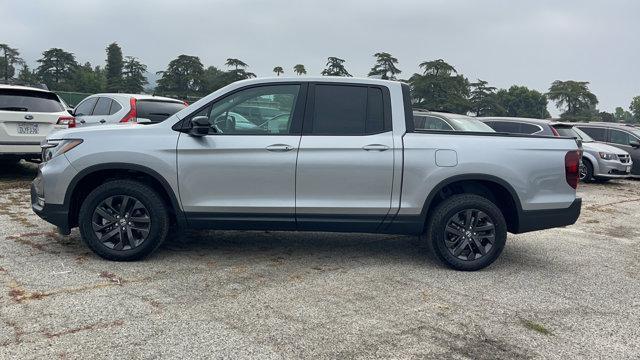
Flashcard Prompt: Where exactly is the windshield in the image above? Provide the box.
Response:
[449,117,495,132]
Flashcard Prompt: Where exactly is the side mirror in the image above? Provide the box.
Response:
[189,116,211,136]
[67,109,74,116]
[630,141,640,148]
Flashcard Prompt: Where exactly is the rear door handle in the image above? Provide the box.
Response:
[79,119,86,124]
[362,144,390,151]
[266,144,295,152]
[99,119,106,124]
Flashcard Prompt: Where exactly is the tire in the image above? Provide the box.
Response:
[78,180,169,261]
[423,194,507,271]
[580,159,594,183]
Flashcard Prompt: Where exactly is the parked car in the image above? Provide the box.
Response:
[574,122,640,177]
[413,110,495,132]
[72,94,187,127]
[33,77,582,271]
[0,84,75,162]
[479,117,632,182]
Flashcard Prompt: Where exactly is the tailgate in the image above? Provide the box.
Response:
[0,110,63,143]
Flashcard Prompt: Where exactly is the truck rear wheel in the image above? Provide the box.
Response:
[424,194,507,271]
[78,180,169,261]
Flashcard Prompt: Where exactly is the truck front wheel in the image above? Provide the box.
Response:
[424,194,507,271]
[78,180,169,261]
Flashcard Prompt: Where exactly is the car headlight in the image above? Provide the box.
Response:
[598,152,617,160]
[41,139,83,162]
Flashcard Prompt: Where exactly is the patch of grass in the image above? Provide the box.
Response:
[521,319,552,335]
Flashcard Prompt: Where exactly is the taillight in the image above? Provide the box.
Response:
[183,100,189,106]
[57,116,76,128]
[565,150,580,189]
[550,127,559,136]
[120,98,137,123]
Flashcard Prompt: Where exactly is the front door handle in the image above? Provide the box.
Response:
[99,119,106,124]
[362,144,390,151]
[266,144,295,152]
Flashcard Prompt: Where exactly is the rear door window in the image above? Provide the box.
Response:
[578,126,606,141]
[92,97,113,116]
[0,89,64,113]
[136,100,186,123]
[485,121,521,133]
[419,116,453,130]
[74,97,98,116]
[519,123,542,134]
[610,129,631,146]
[309,84,387,135]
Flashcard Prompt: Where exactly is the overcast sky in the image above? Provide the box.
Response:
[2,0,638,115]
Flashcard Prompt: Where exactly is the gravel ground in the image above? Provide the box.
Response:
[1,161,639,359]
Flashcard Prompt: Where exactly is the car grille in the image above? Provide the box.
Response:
[618,154,631,163]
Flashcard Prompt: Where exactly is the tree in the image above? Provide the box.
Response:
[547,80,598,121]
[122,56,148,93]
[73,62,105,93]
[225,58,248,70]
[156,55,205,96]
[598,111,615,122]
[614,107,633,123]
[408,59,469,113]
[368,52,401,80]
[489,85,550,118]
[273,66,284,76]
[105,43,124,92]
[469,79,500,116]
[36,48,78,90]
[0,44,23,81]
[293,64,306,75]
[16,64,40,85]
[321,57,351,77]
[630,96,640,123]
[224,58,255,81]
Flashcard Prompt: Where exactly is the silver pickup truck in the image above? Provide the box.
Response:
[32,77,582,270]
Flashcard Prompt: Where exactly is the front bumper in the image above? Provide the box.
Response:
[31,183,71,235]
[514,197,582,233]
[595,160,633,178]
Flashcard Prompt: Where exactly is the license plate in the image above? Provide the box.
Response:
[17,123,39,135]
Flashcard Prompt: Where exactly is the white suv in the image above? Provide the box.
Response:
[72,93,186,127]
[0,84,74,162]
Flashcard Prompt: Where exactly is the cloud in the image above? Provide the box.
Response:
[1,0,638,114]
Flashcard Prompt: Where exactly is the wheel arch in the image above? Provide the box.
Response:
[419,174,523,233]
[65,163,185,229]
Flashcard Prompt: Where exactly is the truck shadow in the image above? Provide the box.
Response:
[0,161,38,182]
[161,230,435,267]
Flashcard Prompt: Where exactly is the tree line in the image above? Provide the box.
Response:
[1,43,639,123]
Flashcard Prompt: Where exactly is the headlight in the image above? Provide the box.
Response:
[598,152,617,160]
[41,139,83,162]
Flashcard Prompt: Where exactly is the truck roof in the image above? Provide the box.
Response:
[231,76,401,87]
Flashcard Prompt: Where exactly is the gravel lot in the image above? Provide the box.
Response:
[1,161,639,359]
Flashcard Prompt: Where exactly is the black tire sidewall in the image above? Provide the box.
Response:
[78,180,169,261]
[428,195,507,271]
[581,159,594,183]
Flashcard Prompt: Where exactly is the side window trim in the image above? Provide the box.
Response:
[301,82,392,136]
[175,82,308,136]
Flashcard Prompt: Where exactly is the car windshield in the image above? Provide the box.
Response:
[448,117,495,132]
[572,127,595,142]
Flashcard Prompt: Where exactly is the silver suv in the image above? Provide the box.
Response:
[32,78,582,271]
